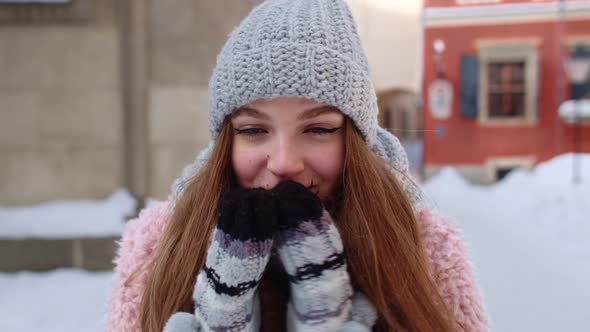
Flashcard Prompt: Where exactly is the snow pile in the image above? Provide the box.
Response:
[0,189,136,238]
[0,269,113,332]
[424,153,590,332]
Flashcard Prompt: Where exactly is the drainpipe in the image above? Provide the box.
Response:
[119,0,150,217]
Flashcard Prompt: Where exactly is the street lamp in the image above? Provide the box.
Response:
[562,46,590,185]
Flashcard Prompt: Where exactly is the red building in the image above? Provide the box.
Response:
[422,0,590,183]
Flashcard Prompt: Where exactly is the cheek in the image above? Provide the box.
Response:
[312,155,343,180]
[308,143,344,182]
[307,144,343,200]
[231,144,266,187]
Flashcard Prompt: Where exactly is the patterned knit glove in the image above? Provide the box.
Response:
[272,181,376,332]
[164,187,278,332]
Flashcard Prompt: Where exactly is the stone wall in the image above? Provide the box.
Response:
[0,0,261,205]
[147,0,261,199]
[0,0,123,205]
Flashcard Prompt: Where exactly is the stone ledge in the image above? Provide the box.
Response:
[0,236,119,272]
[0,0,95,24]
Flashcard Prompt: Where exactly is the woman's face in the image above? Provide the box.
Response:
[231,97,345,200]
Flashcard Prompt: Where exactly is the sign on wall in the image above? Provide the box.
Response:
[429,78,453,120]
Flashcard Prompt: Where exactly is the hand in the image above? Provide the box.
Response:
[165,187,278,332]
[272,181,354,332]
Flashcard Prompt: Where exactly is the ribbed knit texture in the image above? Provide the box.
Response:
[170,0,427,211]
[272,181,374,331]
[175,188,277,332]
[278,210,354,331]
[163,181,378,332]
[207,0,377,145]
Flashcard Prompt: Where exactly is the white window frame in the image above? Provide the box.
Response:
[485,156,536,182]
[477,39,539,125]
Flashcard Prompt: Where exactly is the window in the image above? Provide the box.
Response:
[477,40,538,124]
[486,156,535,182]
[487,61,526,118]
[378,90,421,141]
[495,167,513,181]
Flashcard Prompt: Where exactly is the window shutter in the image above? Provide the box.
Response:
[572,82,590,100]
[460,55,479,119]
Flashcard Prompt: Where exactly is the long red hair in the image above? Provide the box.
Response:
[135,118,459,331]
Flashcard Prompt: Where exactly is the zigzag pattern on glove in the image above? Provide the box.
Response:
[166,188,278,332]
[273,181,354,331]
[279,211,354,331]
[164,183,379,332]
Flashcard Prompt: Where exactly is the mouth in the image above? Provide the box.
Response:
[307,185,320,196]
[306,179,320,196]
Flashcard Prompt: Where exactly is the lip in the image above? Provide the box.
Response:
[307,184,320,196]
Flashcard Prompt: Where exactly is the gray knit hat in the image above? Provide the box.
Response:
[171,0,426,209]
[207,0,378,145]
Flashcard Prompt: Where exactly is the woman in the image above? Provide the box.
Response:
[106,0,488,331]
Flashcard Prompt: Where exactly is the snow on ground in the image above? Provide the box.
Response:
[0,189,136,238]
[424,153,590,332]
[0,154,588,331]
[0,269,113,332]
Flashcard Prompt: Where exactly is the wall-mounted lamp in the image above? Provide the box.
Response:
[433,39,446,78]
[429,39,453,121]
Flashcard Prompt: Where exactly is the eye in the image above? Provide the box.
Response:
[304,127,342,135]
[234,128,267,136]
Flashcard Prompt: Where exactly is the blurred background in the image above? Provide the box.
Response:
[0,0,589,331]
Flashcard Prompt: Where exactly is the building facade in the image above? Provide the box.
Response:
[423,0,590,183]
[1,0,424,207]
[0,0,260,207]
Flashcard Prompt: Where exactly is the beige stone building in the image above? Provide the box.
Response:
[0,0,260,207]
[348,0,424,176]
[0,0,423,208]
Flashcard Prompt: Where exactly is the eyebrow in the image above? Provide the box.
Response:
[232,108,271,120]
[233,105,340,121]
[297,106,341,121]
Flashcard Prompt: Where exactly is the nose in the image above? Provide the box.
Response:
[266,138,305,179]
